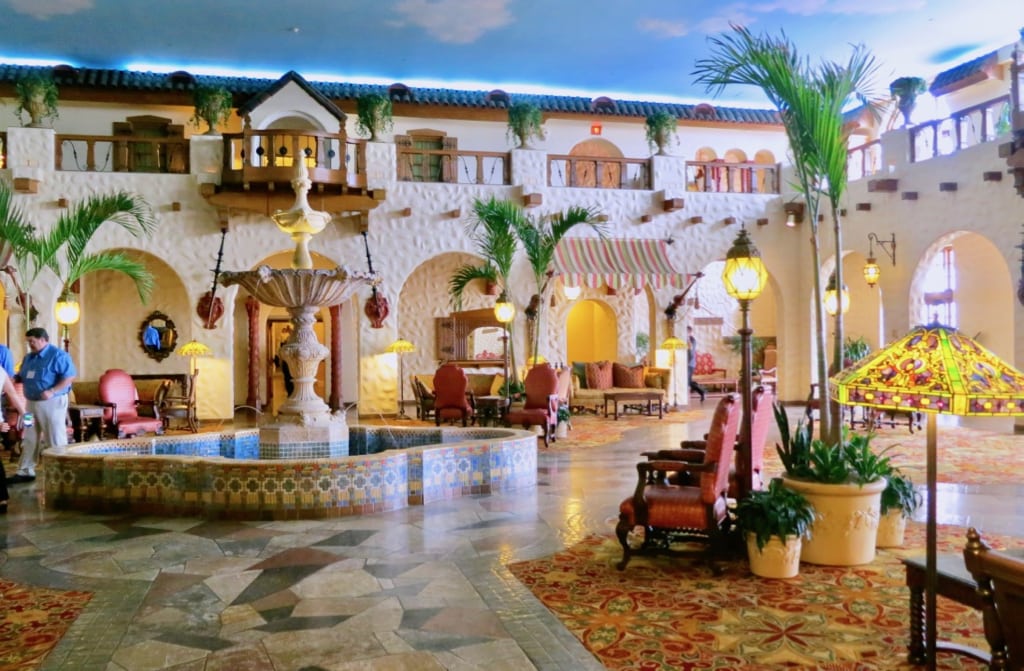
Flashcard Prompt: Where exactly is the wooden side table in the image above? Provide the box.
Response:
[69,404,108,442]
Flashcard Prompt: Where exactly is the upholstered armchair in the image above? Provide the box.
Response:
[504,364,559,447]
[963,526,1024,669]
[98,369,165,438]
[616,393,741,573]
[433,363,474,426]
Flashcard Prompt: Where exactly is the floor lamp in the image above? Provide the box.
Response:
[660,337,685,410]
[722,226,766,500]
[832,323,1024,670]
[386,339,416,419]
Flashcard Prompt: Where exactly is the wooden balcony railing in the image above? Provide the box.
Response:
[548,155,651,189]
[910,95,1011,163]
[847,138,883,180]
[56,134,190,173]
[220,129,364,189]
[396,147,511,185]
[684,160,780,194]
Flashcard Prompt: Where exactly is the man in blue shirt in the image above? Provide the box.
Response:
[10,328,76,483]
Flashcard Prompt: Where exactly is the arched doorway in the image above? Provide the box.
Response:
[566,299,617,363]
[568,138,624,188]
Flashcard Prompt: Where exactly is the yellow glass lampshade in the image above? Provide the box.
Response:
[823,272,850,316]
[660,336,686,351]
[54,298,81,325]
[386,338,416,354]
[494,298,516,324]
[863,258,881,287]
[722,228,766,302]
[178,339,212,375]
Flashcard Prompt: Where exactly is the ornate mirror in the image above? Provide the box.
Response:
[139,311,178,362]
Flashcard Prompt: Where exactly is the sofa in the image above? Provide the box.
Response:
[569,361,670,414]
[692,353,737,393]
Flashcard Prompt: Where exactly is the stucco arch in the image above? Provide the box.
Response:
[568,137,625,188]
[566,299,617,363]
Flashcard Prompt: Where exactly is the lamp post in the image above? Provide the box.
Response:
[494,293,516,402]
[54,293,81,352]
[722,226,766,500]
[386,338,416,419]
[660,336,686,410]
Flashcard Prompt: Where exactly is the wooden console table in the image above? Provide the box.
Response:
[603,391,663,420]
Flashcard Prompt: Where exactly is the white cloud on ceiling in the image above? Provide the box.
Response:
[8,0,91,19]
[636,18,689,39]
[392,0,513,44]
[748,0,925,15]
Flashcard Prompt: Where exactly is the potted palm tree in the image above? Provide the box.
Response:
[877,469,922,547]
[355,93,393,141]
[644,111,678,155]
[191,85,233,135]
[15,72,59,127]
[507,101,544,148]
[735,477,815,578]
[889,76,928,126]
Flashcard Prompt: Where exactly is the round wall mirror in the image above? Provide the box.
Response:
[139,311,178,362]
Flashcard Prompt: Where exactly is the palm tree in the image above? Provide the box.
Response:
[693,25,881,444]
[0,179,158,324]
[514,205,606,362]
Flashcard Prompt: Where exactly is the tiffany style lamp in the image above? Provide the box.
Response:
[831,322,1024,669]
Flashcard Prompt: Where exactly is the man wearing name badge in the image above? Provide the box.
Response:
[9,328,76,484]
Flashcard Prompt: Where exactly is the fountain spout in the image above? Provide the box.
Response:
[271,161,330,269]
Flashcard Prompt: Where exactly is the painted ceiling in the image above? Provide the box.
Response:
[2,0,1022,106]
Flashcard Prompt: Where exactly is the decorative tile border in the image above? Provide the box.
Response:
[43,426,537,520]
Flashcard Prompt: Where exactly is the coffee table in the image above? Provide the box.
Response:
[901,553,992,665]
[474,395,509,427]
[603,391,663,420]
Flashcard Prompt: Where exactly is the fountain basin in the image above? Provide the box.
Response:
[43,426,537,520]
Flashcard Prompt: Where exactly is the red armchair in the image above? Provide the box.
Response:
[616,393,741,573]
[433,364,474,426]
[98,369,165,438]
[504,364,559,447]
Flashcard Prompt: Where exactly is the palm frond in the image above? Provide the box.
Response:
[468,197,522,281]
[448,263,497,311]
[48,192,156,275]
[65,251,154,303]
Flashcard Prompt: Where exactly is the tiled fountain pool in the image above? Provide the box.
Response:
[44,425,537,520]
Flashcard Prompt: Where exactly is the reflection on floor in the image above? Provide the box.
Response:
[1,406,1022,670]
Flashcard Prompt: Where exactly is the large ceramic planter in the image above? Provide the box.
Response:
[746,533,802,579]
[781,476,886,566]
[876,509,908,548]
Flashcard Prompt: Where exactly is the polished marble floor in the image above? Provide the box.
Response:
[2,405,1022,670]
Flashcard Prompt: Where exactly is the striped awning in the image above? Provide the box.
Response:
[553,237,684,289]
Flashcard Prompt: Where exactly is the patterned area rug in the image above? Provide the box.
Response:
[0,579,92,670]
[509,523,1016,670]
[762,425,1024,486]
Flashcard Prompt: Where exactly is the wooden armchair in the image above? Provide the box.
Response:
[433,363,474,426]
[616,393,741,573]
[160,373,198,432]
[504,364,559,447]
[98,369,165,438]
[964,527,1024,669]
[410,375,435,421]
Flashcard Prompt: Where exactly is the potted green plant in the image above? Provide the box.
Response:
[843,335,871,365]
[190,85,233,135]
[355,93,393,141]
[877,469,922,547]
[735,478,815,578]
[15,72,59,127]
[644,111,678,155]
[506,101,544,148]
[889,76,928,126]
[555,404,571,439]
[774,402,890,566]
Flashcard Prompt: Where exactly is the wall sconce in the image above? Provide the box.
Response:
[783,202,805,227]
[590,122,602,135]
[563,284,581,301]
[863,232,896,288]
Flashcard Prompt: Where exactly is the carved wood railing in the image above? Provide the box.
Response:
[910,95,1012,162]
[220,129,364,189]
[847,138,883,180]
[56,135,190,173]
[684,160,780,193]
[548,155,651,189]
[395,146,511,185]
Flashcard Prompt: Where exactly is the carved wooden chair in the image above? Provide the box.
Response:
[433,363,474,426]
[504,364,559,447]
[616,393,741,573]
[644,385,773,498]
[963,526,1024,669]
[410,375,435,421]
[160,373,198,432]
[98,369,165,438]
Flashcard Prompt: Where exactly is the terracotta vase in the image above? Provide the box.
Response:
[196,291,224,329]
[364,290,389,328]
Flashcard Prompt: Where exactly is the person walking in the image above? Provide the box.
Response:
[0,363,29,511]
[9,328,76,483]
[686,325,706,403]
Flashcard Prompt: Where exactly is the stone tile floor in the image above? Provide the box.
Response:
[1,406,1022,670]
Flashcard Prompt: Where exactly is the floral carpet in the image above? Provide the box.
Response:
[0,579,92,670]
[509,523,1015,670]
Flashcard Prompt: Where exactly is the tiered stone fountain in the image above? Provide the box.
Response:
[220,162,376,458]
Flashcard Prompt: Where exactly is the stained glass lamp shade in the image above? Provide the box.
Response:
[178,339,212,376]
[831,322,1024,668]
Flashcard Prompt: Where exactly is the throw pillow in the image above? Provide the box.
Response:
[585,361,613,390]
[490,373,505,396]
[572,361,588,389]
[613,363,646,388]
[644,373,664,390]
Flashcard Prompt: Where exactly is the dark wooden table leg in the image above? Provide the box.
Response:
[907,582,926,665]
